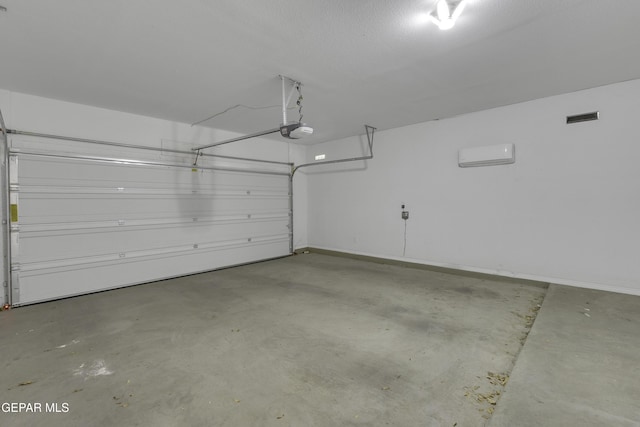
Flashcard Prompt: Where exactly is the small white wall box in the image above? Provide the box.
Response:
[458,143,515,168]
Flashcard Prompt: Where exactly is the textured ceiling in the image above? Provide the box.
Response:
[1,0,640,144]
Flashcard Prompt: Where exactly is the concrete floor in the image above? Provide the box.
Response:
[0,253,637,426]
[489,284,640,427]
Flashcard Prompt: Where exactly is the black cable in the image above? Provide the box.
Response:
[192,103,295,127]
[403,220,407,257]
[296,84,304,123]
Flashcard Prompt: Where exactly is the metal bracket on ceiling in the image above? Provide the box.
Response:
[291,124,376,177]
[279,75,302,125]
[193,149,201,166]
[364,124,375,154]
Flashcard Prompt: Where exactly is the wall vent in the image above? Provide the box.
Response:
[566,111,599,124]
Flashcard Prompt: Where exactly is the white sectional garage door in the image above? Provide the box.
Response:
[8,147,291,305]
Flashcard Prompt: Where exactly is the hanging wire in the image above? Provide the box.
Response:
[296,84,304,123]
[192,104,276,127]
[191,103,295,127]
[403,220,407,257]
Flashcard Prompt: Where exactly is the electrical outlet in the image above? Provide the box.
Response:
[402,211,409,220]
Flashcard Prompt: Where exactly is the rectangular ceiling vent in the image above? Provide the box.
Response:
[566,111,599,124]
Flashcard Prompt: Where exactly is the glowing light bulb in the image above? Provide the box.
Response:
[430,0,467,30]
[437,0,450,21]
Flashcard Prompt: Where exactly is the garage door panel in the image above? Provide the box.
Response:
[18,195,288,221]
[19,157,288,188]
[18,212,288,229]
[14,239,289,305]
[10,153,292,305]
[18,180,290,196]
[18,219,290,262]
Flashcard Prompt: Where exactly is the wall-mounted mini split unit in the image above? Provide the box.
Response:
[458,143,515,168]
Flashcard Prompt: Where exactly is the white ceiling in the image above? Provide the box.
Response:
[1,0,640,144]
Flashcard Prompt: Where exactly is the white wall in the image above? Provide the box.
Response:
[0,89,309,306]
[307,79,640,296]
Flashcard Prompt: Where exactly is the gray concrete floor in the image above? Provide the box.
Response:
[489,284,640,427]
[0,253,636,426]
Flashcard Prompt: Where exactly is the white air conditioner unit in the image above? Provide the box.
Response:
[458,143,515,168]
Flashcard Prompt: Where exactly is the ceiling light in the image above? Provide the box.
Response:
[430,0,467,30]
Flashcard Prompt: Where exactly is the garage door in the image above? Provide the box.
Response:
[8,144,291,306]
